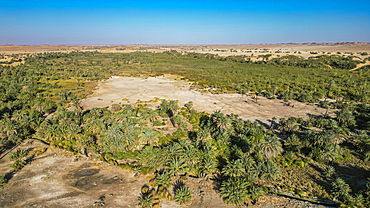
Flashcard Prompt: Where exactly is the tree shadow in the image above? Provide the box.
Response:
[173,179,185,193]
[4,171,15,181]
[332,162,370,192]
[0,143,21,160]
[255,119,270,129]
[210,173,223,193]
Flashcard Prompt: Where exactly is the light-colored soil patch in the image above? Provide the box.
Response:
[81,76,331,125]
[0,140,149,207]
[350,61,370,71]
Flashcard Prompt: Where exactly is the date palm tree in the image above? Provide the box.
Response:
[261,159,281,181]
[168,100,179,117]
[220,178,251,206]
[142,128,159,145]
[201,157,217,179]
[259,135,283,159]
[222,159,245,178]
[210,110,230,132]
[331,178,351,201]
[166,156,187,177]
[319,145,338,165]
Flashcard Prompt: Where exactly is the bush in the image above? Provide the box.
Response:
[9,149,27,160]
[11,159,27,172]
[323,165,335,178]
[175,186,193,205]
[113,151,140,160]
[152,120,165,126]
[0,175,7,186]
[155,172,172,187]
[331,178,351,201]
[156,185,172,200]
[138,194,153,208]
[294,159,304,168]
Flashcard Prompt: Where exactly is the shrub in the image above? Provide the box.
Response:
[294,159,304,168]
[138,194,153,208]
[331,178,351,201]
[155,172,172,187]
[0,175,7,186]
[152,120,165,126]
[11,159,27,172]
[174,186,193,205]
[323,165,335,178]
[105,153,113,160]
[156,185,172,200]
[9,149,27,160]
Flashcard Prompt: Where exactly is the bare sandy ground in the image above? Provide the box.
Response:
[350,61,370,71]
[3,44,368,58]
[0,140,165,208]
[81,75,330,125]
[168,44,370,59]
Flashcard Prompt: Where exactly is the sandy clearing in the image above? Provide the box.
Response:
[350,61,370,71]
[81,75,331,125]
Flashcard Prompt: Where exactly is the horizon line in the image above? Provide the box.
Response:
[2,41,370,47]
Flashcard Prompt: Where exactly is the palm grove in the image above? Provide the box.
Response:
[0,50,370,207]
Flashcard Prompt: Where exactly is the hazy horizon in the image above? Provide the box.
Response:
[1,0,369,45]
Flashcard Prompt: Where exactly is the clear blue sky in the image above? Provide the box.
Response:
[1,0,369,45]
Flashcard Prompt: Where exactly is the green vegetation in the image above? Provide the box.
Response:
[174,185,193,205]
[0,50,369,207]
[0,175,7,186]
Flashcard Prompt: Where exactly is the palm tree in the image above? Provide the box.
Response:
[159,100,168,116]
[285,134,302,153]
[174,186,193,205]
[165,144,182,160]
[336,107,356,129]
[142,128,159,145]
[201,157,217,179]
[210,110,230,132]
[166,156,187,177]
[171,115,182,128]
[222,159,245,178]
[331,178,351,201]
[353,130,370,159]
[196,127,212,147]
[319,145,338,165]
[240,154,256,174]
[34,100,45,115]
[11,110,26,122]
[184,101,193,110]
[220,178,251,206]
[11,159,27,172]
[261,159,281,181]
[249,185,264,204]
[100,126,123,145]
[146,109,159,122]
[72,101,83,125]
[67,123,81,140]
[168,100,179,117]
[259,135,283,159]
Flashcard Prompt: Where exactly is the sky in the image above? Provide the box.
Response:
[1,0,369,45]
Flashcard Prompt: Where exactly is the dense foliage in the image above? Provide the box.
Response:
[0,51,369,207]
